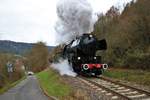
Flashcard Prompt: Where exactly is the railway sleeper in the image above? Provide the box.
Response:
[117,87,125,90]
[111,96,119,100]
[112,85,120,88]
[106,93,112,96]
[127,94,146,99]
[109,86,125,90]
[116,89,131,92]
[121,91,138,95]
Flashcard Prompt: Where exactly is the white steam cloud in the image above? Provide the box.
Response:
[55,0,97,44]
[51,59,77,77]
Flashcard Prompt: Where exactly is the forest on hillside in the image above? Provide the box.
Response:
[92,0,150,69]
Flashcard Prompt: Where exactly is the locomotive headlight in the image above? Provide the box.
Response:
[94,57,97,59]
[89,35,93,38]
[77,57,81,60]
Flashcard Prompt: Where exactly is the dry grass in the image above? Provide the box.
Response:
[103,68,150,87]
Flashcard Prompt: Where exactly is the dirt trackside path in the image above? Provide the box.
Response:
[0,76,49,100]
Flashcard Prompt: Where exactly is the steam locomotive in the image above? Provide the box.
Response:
[63,34,108,76]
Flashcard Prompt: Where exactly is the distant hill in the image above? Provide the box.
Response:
[0,40,54,54]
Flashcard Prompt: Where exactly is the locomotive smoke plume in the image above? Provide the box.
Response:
[51,59,77,77]
[55,0,97,44]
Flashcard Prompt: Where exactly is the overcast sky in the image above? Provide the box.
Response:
[0,0,132,46]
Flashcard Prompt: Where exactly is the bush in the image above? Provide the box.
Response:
[125,51,150,69]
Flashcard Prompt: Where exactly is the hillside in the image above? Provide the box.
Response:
[0,40,54,54]
[92,0,150,69]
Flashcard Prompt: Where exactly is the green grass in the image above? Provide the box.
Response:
[36,69,71,98]
[0,76,26,94]
[103,68,150,86]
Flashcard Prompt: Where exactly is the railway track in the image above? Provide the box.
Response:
[78,76,150,100]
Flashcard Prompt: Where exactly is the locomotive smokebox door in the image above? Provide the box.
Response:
[97,39,107,50]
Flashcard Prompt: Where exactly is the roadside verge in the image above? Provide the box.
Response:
[36,68,71,99]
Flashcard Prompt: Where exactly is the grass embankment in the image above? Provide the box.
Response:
[36,69,71,98]
[103,68,150,86]
[0,76,26,94]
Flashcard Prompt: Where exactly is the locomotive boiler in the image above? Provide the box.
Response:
[63,34,108,76]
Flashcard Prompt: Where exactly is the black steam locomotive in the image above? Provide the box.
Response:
[63,34,108,76]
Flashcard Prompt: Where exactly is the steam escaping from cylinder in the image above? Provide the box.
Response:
[55,0,97,44]
[51,59,77,77]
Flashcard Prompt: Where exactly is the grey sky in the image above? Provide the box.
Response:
[0,0,132,46]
